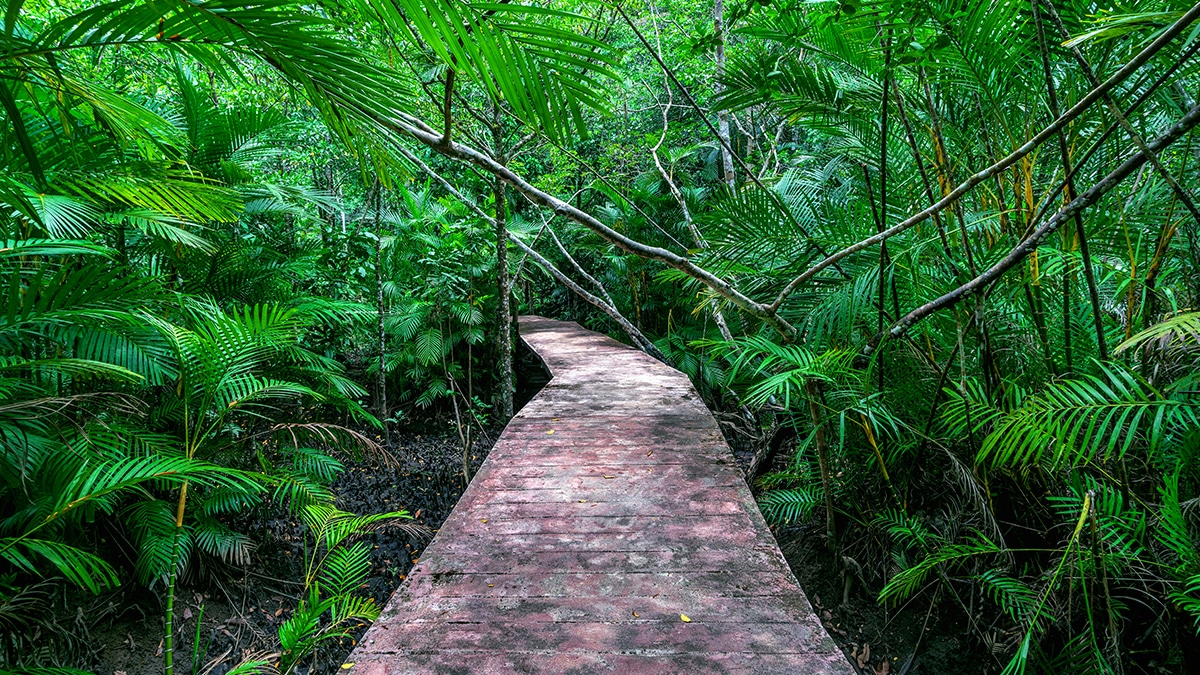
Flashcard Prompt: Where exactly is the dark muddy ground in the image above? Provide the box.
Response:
[777,524,998,675]
[83,426,500,675]
[716,418,996,675]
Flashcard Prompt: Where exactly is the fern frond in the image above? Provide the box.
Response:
[758,487,821,525]
[0,538,119,593]
[978,363,1197,468]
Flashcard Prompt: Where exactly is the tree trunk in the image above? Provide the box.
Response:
[1032,0,1109,361]
[805,379,836,551]
[373,184,389,441]
[493,118,515,422]
[714,0,735,188]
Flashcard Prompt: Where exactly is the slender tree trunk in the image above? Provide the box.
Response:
[920,67,977,276]
[714,0,735,188]
[1063,255,1074,372]
[164,479,189,675]
[893,79,958,273]
[493,116,515,421]
[863,164,887,359]
[880,34,898,321]
[805,379,836,551]
[1023,280,1059,376]
[1032,0,1109,361]
[495,177,514,421]
[373,183,389,440]
[876,35,894,390]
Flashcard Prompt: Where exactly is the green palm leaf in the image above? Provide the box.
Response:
[978,364,1199,468]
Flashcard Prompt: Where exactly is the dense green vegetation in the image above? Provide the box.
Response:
[2,0,1199,672]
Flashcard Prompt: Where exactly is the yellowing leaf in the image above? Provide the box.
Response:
[342,664,355,670]
[680,614,691,623]
[546,430,555,435]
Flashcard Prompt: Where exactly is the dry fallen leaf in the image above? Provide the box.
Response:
[275,607,283,617]
[680,614,691,623]
[546,430,555,435]
[856,643,871,669]
[603,475,615,479]
[341,663,355,670]
[481,519,487,523]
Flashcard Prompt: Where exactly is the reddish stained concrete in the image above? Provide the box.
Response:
[345,316,853,674]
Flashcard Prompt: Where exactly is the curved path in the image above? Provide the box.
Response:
[346,316,852,674]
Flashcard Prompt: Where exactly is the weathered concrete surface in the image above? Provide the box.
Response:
[345,316,853,674]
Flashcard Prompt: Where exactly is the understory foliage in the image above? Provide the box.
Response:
[1,0,1199,673]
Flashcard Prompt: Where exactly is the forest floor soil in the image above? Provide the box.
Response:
[717,423,995,674]
[776,526,996,675]
[86,425,499,675]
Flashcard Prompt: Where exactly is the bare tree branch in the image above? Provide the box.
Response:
[769,2,1200,312]
[877,102,1200,346]
[393,142,668,361]
[386,117,798,338]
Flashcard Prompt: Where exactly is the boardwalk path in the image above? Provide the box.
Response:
[346,316,852,674]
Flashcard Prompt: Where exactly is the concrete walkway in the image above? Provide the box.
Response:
[345,316,852,674]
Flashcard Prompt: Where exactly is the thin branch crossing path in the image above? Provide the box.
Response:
[345,317,852,674]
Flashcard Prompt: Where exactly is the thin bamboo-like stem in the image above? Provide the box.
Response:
[860,413,902,511]
[770,3,1200,309]
[1032,0,1109,361]
[893,77,958,273]
[920,66,977,277]
[806,378,837,551]
[1143,130,1193,326]
[881,102,1200,344]
[372,181,389,439]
